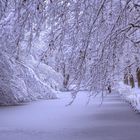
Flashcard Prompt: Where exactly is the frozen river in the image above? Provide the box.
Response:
[0,92,140,140]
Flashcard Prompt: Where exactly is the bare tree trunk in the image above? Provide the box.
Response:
[124,73,129,85]
[63,74,70,89]
[129,74,135,88]
[136,68,140,88]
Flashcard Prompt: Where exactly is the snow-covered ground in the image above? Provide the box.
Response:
[117,82,140,111]
[0,91,140,140]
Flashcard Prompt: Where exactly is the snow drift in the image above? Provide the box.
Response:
[0,52,63,105]
[117,82,140,112]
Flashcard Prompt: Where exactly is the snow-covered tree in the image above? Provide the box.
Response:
[0,0,63,105]
[44,0,140,92]
[0,0,140,104]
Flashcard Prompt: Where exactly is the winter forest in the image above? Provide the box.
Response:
[0,0,140,140]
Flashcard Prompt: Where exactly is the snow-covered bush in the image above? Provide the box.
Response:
[0,51,63,105]
[117,82,140,112]
[0,0,65,105]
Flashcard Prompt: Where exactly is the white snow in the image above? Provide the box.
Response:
[117,82,140,111]
[0,91,97,140]
[1,91,140,140]
[0,47,63,105]
[0,91,93,128]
